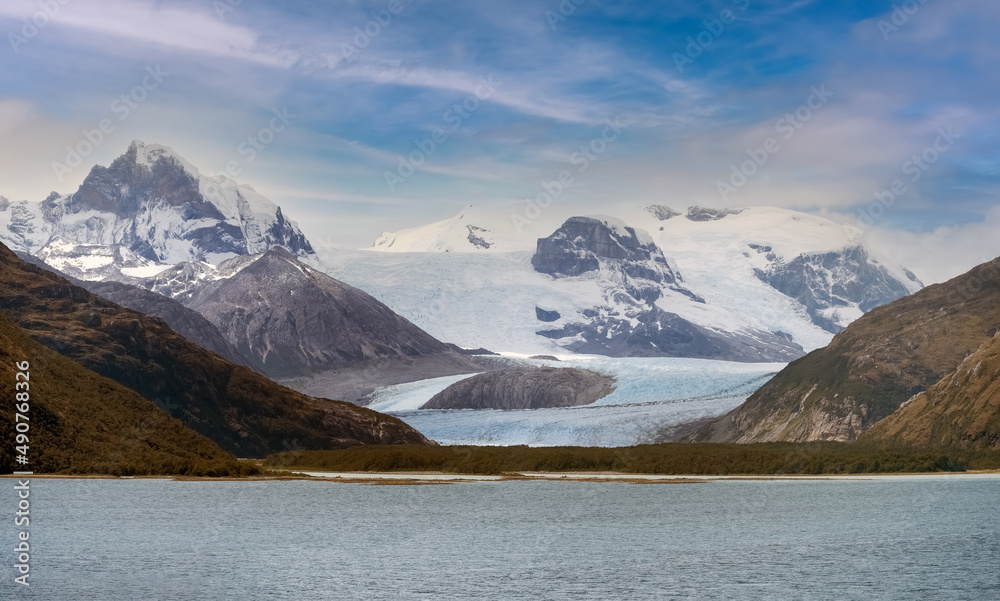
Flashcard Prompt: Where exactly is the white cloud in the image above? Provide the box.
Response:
[330,62,603,124]
[0,0,296,66]
[862,206,1000,284]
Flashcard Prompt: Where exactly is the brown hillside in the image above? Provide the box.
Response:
[862,333,1000,449]
[688,257,1000,443]
[0,312,244,475]
[0,243,432,457]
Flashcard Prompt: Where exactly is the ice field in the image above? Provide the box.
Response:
[366,356,785,446]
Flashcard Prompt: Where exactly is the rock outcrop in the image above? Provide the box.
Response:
[421,367,615,410]
[644,205,682,221]
[685,206,743,221]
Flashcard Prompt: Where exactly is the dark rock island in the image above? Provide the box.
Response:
[421,367,615,410]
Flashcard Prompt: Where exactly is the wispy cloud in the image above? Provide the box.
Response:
[0,0,996,281]
[0,0,296,66]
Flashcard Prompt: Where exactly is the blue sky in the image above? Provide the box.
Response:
[0,0,998,281]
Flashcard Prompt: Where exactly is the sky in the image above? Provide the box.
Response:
[0,0,998,283]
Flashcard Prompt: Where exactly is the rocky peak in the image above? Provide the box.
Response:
[530,215,701,305]
[185,245,458,377]
[532,216,673,278]
[68,140,210,220]
[752,244,922,333]
[645,205,682,221]
[523,215,806,362]
[686,206,743,221]
[0,141,314,277]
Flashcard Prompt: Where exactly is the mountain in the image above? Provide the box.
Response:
[3,142,920,369]
[181,247,475,378]
[752,243,917,333]
[371,203,518,252]
[0,242,432,456]
[13,250,251,367]
[528,215,803,361]
[861,332,1000,450]
[319,204,919,358]
[687,257,1000,443]
[0,140,313,280]
[75,280,253,368]
[0,311,244,476]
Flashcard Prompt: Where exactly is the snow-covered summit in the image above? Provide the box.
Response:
[0,140,314,280]
[317,203,923,357]
[370,204,514,253]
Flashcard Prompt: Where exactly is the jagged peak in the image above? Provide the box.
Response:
[686,206,744,221]
[645,205,682,221]
[123,140,200,175]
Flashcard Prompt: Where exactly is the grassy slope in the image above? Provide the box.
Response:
[0,243,431,457]
[689,258,1000,443]
[264,443,1000,475]
[863,333,1000,449]
[0,312,250,475]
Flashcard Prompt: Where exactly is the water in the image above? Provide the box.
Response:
[3,478,998,600]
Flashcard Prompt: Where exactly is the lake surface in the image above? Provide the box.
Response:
[3,477,998,600]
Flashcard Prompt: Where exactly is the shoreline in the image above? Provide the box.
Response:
[4,470,1000,484]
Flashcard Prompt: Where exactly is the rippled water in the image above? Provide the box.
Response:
[3,478,998,600]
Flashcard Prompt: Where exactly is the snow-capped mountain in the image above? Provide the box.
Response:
[317,203,922,357]
[2,141,921,365]
[528,215,803,361]
[0,141,312,280]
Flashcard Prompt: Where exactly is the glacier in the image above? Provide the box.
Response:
[316,203,922,356]
[365,356,785,446]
